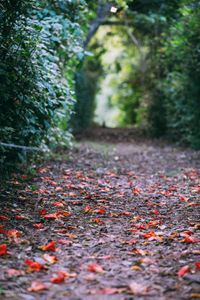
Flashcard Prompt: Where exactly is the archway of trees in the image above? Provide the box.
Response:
[72,0,200,147]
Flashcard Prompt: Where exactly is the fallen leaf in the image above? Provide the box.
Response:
[43,254,58,264]
[0,244,7,255]
[0,215,9,221]
[32,223,44,229]
[181,236,199,243]
[6,268,24,277]
[25,259,45,272]
[6,229,22,237]
[50,271,74,284]
[28,281,48,292]
[177,265,190,277]
[195,262,200,269]
[39,241,56,251]
[87,263,105,273]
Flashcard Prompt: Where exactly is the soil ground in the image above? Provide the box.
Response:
[0,129,200,300]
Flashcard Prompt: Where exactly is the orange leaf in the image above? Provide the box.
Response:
[87,263,104,273]
[91,219,105,225]
[143,231,156,239]
[6,229,21,237]
[0,244,7,255]
[25,260,45,272]
[28,281,48,292]
[132,187,141,194]
[177,265,190,277]
[43,254,58,264]
[40,241,56,251]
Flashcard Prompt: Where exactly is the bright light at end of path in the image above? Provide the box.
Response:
[110,6,117,13]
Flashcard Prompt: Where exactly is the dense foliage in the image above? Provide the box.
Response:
[75,0,200,148]
[0,0,85,172]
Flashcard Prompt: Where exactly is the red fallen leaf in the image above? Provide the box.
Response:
[6,229,22,237]
[38,209,47,216]
[52,201,64,208]
[40,241,56,251]
[143,231,156,239]
[71,201,82,205]
[15,215,28,220]
[179,195,189,202]
[150,210,159,216]
[43,254,58,264]
[87,263,105,273]
[181,236,199,243]
[43,213,59,220]
[147,220,160,227]
[6,268,24,277]
[57,211,72,217]
[181,230,193,237]
[120,211,132,216]
[57,239,72,245]
[133,223,146,230]
[132,187,141,194]
[0,244,7,255]
[50,271,70,284]
[32,223,44,229]
[0,215,9,221]
[25,259,45,272]
[48,181,57,186]
[191,185,200,193]
[177,265,190,277]
[91,219,105,225]
[93,208,106,214]
[28,281,48,292]
[84,205,92,213]
[195,262,200,269]
[55,187,63,192]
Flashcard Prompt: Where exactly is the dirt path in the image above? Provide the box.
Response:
[0,137,200,300]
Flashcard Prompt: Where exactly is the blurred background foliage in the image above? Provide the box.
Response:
[0,0,200,174]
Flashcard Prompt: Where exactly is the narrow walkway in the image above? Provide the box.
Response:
[1,135,200,299]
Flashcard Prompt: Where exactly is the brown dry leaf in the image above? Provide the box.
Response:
[191,293,200,299]
[129,282,150,295]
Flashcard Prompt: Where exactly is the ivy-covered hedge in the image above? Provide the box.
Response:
[0,0,86,172]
